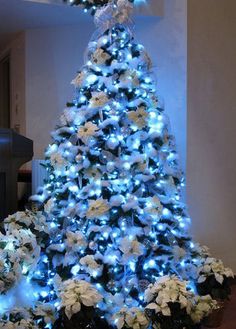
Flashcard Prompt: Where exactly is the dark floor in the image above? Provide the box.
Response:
[203,285,236,329]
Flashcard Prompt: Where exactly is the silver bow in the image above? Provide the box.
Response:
[94,0,134,30]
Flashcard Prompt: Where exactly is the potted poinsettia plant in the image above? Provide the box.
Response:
[197,257,234,300]
[196,257,234,327]
[53,278,110,329]
[144,275,218,329]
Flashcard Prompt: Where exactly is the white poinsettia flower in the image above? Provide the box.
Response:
[33,303,57,324]
[44,198,54,213]
[172,246,186,262]
[45,143,58,157]
[112,308,126,329]
[59,279,102,320]
[2,319,38,329]
[197,257,234,284]
[128,106,148,129]
[91,48,111,65]
[145,275,194,316]
[4,229,41,272]
[71,71,86,87]
[5,211,31,228]
[189,295,218,324]
[109,195,125,207]
[148,93,158,107]
[0,307,38,329]
[89,91,109,108]
[83,166,102,181]
[113,306,149,329]
[135,159,149,174]
[10,228,36,250]
[50,152,68,171]
[141,50,152,70]
[224,267,234,278]
[122,196,139,212]
[125,307,149,329]
[0,249,22,294]
[119,237,145,262]
[4,210,49,235]
[86,198,110,219]
[77,121,99,144]
[113,0,134,24]
[158,303,171,316]
[60,108,76,126]
[65,231,87,252]
[119,69,140,88]
[105,292,125,313]
[126,131,148,150]
[161,176,178,199]
[103,248,121,265]
[79,255,103,276]
[144,196,163,218]
[87,224,110,235]
[192,243,210,256]
[31,212,49,234]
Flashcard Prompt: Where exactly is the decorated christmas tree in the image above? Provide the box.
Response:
[0,1,234,329]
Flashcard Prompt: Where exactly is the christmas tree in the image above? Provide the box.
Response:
[0,1,234,329]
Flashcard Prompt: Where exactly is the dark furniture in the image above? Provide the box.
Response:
[0,129,33,220]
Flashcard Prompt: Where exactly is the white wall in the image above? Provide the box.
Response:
[25,23,94,158]
[187,0,236,271]
[25,0,187,170]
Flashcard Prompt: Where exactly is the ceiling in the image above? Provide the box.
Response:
[0,0,163,49]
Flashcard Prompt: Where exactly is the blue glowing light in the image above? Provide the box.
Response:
[86,74,97,84]
[148,260,155,268]
[40,291,49,298]
[129,261,136,272]
[134,0,147,4]
[180,260,185,267]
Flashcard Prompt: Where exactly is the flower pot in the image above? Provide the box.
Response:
[203,301,225,328]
